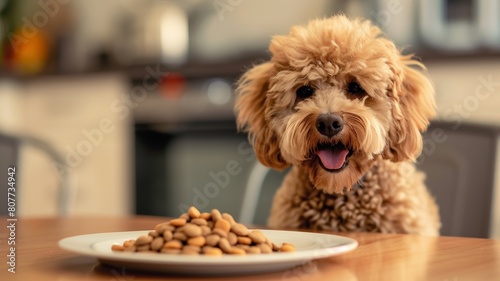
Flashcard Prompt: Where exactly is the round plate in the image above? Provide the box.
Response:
[59,229,357,275]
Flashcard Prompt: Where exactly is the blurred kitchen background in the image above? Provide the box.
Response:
[0,0,499,238]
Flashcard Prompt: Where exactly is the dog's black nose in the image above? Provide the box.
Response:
[316,114,344,137]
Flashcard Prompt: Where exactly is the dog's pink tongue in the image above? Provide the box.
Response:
[316,148,349,170]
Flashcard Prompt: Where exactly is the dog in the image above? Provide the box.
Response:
[235,15,440,235]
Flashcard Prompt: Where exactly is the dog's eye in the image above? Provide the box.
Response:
[296,85,315,100]
[347,82,365,95]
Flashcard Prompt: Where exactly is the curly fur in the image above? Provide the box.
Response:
[235,15,440,235]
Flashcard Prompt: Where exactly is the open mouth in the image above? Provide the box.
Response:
[314,143,353,173]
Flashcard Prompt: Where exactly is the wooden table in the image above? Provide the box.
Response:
[1,216,499,281]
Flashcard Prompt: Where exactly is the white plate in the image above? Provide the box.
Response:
[59,229,357,275]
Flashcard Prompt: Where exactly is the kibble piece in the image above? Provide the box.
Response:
[155,222,175,234]
[211,209,222,221]
[137,244,151,252]
[218,237,232,253]
[265,237,271,246]
[200,212,211,220]
[237,236,252,245]
[258,243,272,253]
[187,236,206,247]
[236,244,250,251]
[123,239,135,248]
[183,245,201,253]
[227,232,238,245]
[205,234,220,247]
[124,245,137,252]
[214,219,231,233]
[111,244,125,251]
[202,245,214,252]
[280,243,296,252]
[247,246,261,254]
[231,223,250,236]
[222,213,236,225]
[200,225,211,236]
[173,231,188,241]
[229,247,246,255]
[163,230,173,241]
[204,247,223,256]
[148,231,159,238]
[212,228,228,238]
[161,248,181,254]
[272,243,280,251]
[188,206,201,218]
[135,235,153,246]
[150,237,164,251]
[164,240,183,249]
[180,213,190,220]
[183,223,203,237]
[191,218,208,226]
[155,223,168,235]
[170,218,187,227]
[248,230,266,244]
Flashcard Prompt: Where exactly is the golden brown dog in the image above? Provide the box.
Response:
[235,15,440,235]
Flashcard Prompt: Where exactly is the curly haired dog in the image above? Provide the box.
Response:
[235,15,440,235]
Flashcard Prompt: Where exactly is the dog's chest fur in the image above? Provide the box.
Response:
[268,158,440,235]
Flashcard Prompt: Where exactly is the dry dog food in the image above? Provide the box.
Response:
[111,206,296,256]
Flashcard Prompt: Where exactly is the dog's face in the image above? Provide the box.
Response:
[235,16,436,193]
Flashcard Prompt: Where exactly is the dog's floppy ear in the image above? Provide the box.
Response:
[235,62,289,170]
[383,56,436,162]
